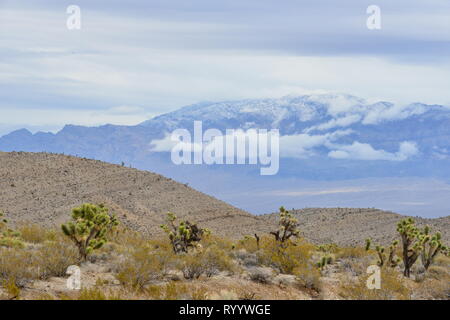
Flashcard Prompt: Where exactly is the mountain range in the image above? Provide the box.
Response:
[1,93,450,217]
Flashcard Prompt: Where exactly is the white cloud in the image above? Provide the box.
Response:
[277,130,353,158]
[1,4,450,132]
[328,141,419,161]
[306,114,361,132]
[362,103,427,125]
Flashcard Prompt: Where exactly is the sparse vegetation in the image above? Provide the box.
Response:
[365,238,401,268]
[160,212,209,254]
[269,207,300,244]
[420,226,448,271]
[0,202,447,300]
[0,211,24,249]
[61,203,119,261]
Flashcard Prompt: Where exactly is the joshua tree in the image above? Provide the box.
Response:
[270,206,300,244]
[420,226,448,271]
[160,212,209,254]
[366,238,400,268]
[397,218,424,277]
[61,203,118,261]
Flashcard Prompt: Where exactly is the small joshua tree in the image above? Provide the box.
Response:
[420,225,448,271]
[160,212,209,254]
[365,238,400,268]
[397,218,424,277]
[61,203,118,261]
[270,206,300,245]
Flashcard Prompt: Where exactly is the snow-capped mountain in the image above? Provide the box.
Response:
[2,93,450,162]
[1,93,450,216]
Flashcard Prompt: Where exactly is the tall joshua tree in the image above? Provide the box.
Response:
[270,206,300,245]
[61,203,118,261]
[397,218,423,277]
[420,226,448,271]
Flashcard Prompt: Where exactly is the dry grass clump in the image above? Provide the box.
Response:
[17,223,57,244]
[0,238,79,289]
[116,245,176,289]
[33,239,79,279]
[240,236,322,292]
[0,248,35,287]
[340,268,411,300]
[335,246,369,260]
[256,237,314,274]
[145,282,208,300]
[0,212,24,249]
[180,244,236,279]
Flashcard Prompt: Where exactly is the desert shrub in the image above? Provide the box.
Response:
[248,267,273,284]
[209,289,239,300]
[233,249,259,267]
[426,265,449,280]
[337,256,373,276]
[17,223,56,243]
[257,237,314,274]
[201,234,234,252]
[0,248,34,287]
[77,288,107,300]
[109,226,149,251]
[293,262,322,292]
[180,254,205,280]
[63,288,124,300]
[199,245,236,277]
[0,211,24,249]
[145,282,200,300]
[177,245,236,280]
[340,268,411,300]
[335,246,368,260]
[116,246,175,289]
[317,243,338,253]
[61,203,119,261]
[236,236,259,253]
[433,254,450,268]
[413,278,450,299]
[34,240,79,279]
[0,237,24,249]
[1,277,21,300]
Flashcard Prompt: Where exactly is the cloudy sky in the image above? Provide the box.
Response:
[1,0,450,135]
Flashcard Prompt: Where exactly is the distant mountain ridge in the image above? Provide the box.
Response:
[1,93,450,216]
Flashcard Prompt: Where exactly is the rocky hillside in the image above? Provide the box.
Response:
[1,152,448,245]
[0,152,266,238]
[261,208,450,246]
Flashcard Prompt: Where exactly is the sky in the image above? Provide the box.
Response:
[1,0,450,135]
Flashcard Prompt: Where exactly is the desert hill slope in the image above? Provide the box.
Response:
[0,152,448,245]
[0,151,266,237]
[261,208,450,246]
